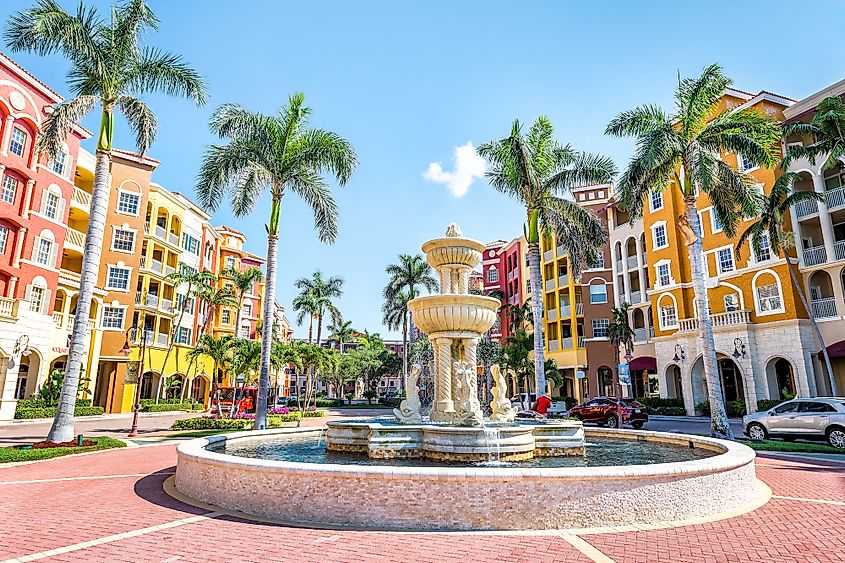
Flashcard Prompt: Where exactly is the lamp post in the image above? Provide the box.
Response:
[120,324,147,438]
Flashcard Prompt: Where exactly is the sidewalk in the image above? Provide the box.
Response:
[0,410,197,427]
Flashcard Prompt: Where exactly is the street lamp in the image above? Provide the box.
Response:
[120,324,147,438]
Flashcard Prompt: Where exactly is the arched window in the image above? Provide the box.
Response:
[657,293,678,329]
[752,270,784,316]
[40,184,65,221]
[25,275,50,314]
[32,229,57,267]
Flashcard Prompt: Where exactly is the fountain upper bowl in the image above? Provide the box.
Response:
[408,294,499,335]
[421,237,486,269]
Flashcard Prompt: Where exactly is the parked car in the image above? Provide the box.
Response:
[743,398,845,448]
[568,397,648,429]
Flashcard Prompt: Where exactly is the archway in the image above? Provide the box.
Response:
[665,364,683,399]
[191,373,210,406]
[808,270,837,318]
[49,355,67,374]
[597,365,614,397]
[163,373,185,400]
[140,371,160,400]
[765,357,796,400]
[719,357,744,404]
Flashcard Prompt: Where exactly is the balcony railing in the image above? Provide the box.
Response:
[544,279,555,291]
[149,259,163,273]
[803,245,827,267]
[71,186,91,209]
[558,274,569,287]
[560,304,571,318]
[549,339,559,351]
[155,224,167,240]
[58,268,81,287]
[145,294,159,307]
[795,198,819,218]
[547,308,557,321]
[626,255,638,270]
[163,264,176,276]
[578,336,585,347]
[678,309,751,332]
[543,249,553,262]
[576,302,583,315]
[561,337,572,349]
[65,227,86,249]
[556,245,564,256]
[53,311,63,328]
[0,297,17,319]
[634,327,649,343]
[65,314,96,332]
[811,297,838,319]
[836,240,845,262]
[156,333,169,347]
[507,270,515,282]
[827,186,845,211]
[161,299,173,314]
[168,232,179,246]
[630,291,642,305]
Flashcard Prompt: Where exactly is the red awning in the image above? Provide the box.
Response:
[628,356,657,372]
[826,341,845,359]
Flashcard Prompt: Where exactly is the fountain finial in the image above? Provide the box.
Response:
[445,223,462,237]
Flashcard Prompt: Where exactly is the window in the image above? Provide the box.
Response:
[799,401,836,413]
[753,233,772,262]
[43,191,60,219]
[716,248,735,274]
[737,152,755,173]
[487,267,499,283]
[112,229,135,252]
[225,256,236,270]
[9,128,26,157]
[1,175,17,204]
[589,283,607,304]
[243,302,252,317]
[724,294,740,312]
[221,309,231,325]
[182,233,200,255]
[240,324,251,339]
[656,263,671,287]
[660,303,677,328]
[176,294,194,313]
[28,285,45,313]
[101,306,125,330]
[52,151,68,176]
[650,190,663,211]
[711,210,723,233]
[589,255,605,269]
[592,318,610,338]
[772,401,799,414]
[757,283,782,313]
[176,327,192,345]
[117,191,140,215]
[653,224,668,249]
[0,225,7,254]
[34,237,54,266]
[106,266,130,291]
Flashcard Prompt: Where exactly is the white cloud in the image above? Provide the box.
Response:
[423,141,486,197]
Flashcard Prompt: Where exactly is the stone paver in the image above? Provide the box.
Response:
[1,439,843,562]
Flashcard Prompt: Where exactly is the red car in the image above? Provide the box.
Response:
[568,397,648,429]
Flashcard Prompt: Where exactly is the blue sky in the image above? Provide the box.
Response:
[2,0,844,338]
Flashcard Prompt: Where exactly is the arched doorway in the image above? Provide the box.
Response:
[597,365,614,397]
[719,357,744,407]
[14,350,42,399]
[765,357,796,400]
[140,371,160,400]
[49,355,68,374]
[665,364,683,399]
[163,373,185,400]
[191,374,210,405]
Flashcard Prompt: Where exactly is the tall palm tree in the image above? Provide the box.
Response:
[736,172,835,395]
[196,95,357,430]
[187,334,233,417]
[292,290,319,344]
[479,118,615,399]
[383,254,438,380]
[606,63,781,439]
[222,266,265,340]
[382,291,410,391]
[607,303,635,428]
[271,340,303,400]
[328,319,357,352]
[7,0,207,443]
[783,96,845,171]
[294,271,344,346]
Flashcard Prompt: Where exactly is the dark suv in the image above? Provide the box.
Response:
[568,397,648,429]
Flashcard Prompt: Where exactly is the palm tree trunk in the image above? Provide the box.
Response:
[47,148,111,443]
[685,197,733,439]
[156,282,194,404]
[527,241,547,398]
[254,234,278,430]
[786,257,837,396]
[400,313,408,394]
[614,344,623,429]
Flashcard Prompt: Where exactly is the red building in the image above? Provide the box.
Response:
[481,236,529,343]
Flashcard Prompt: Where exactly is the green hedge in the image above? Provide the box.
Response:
[265,410,326,426]
[288,398,341,408]
[171,417,247,431]
[653,406,687,416]
[14,406,104,419]
[634,397,685,414]
[756,399,784,412]
[142,402,201,412]
[15,398,91,410]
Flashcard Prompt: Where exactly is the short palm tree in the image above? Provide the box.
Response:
[196,94,357,430]
[736,172,835,394]
[7,0,207,443]
[187,334,233,417]
[606,63,781,439]
[607,303,635,428]
[222,266,265,339]
[230,338,261,414]
[328,319,357,352]
[479,118,615,399]
[294,271,344,346]
[783,96,845,171]
[383,254,438,380]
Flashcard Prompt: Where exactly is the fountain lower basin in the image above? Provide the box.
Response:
[174,427,759,531]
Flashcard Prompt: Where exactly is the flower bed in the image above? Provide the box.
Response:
[0,437,125,463]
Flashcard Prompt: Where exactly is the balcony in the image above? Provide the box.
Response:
[556,245,564,256]
[547,308,557,321]
[163,264,176,276]
[827,185,845,211]
[837,240,845,262]
[70,186,91,211]
[678,310,751,332]
[168,232,179,246]
[161,299,173,314]
[795,198,819,218]
[803,245,827,267]
[145,294,159,307]
[549,339,559,351]
[558,274,569,287]
[135,291,143,305]
[58,268,81,287]
[543,249,554,262]
[544,279,555,291]
[0,297,18,320]
[633,327,653,343]
[630,291,642,305]
[156,333,169,347]
[149,259,163,274]
[576,303,583,316]
[811,297,838,319]
[626,255,638,270]
[53,311,63,328]
[64,227,86,252]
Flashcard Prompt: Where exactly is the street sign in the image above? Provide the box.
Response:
[618,364,631,385]
[576,370,585,379]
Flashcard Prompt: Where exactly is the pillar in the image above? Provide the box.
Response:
[620,243,632,300]
[812,172,837,263]
[611,244,621,307]
[0,356,22,420]
[635,235,647,302]
[567,263,578,348]
[439,267,450,294]
[431,336,454,419]
[1,116,14,156]
[12,227,26,268]
[21,179,34,219]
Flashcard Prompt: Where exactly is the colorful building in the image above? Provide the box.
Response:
[481,236,529,343]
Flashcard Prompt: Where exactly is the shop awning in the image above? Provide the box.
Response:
[826,341,845,359]
[628,356,657,372]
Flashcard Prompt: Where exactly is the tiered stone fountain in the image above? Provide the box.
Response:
[324,224,584,462]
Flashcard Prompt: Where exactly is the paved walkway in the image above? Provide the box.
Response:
[1,441,843,562]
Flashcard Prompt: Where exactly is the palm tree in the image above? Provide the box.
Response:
[479,118,615,399]
[223,266,265,340]
[328,319,357,352]
[7,0,207,443]
[196,93,357,430]
[736,172,835,395]
[271,340,303,400]
[187,334,233,417]
[294,271,344,346]
[357,330,384,351]
[607,303,635,429]
[501,299,533,332]
[783,96,845,171]
[383,254,438,381]
[382,290,410,391]
[292,290,319,344]
[606,63,781,439]
[230,338,261,414]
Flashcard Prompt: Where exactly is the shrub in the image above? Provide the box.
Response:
[756,399,783,412]
[378,397,401,408]
[142,402,200,412]
[731,399,747,417]
[303,409,325,418]
[140,398,185,406]
[654,406,687,416]
[171,417,247,431]
[695,402,711,416]
[16,398,91,410]
[14,406,104,419]
[0,437,125,464]
[634,397,685,413]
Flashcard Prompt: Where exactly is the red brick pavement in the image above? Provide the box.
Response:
[1,445,843,562]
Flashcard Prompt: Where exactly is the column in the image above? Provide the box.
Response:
[464,339,477,372]
[610,243,621,307]
[431,337,454,420]
[790,184,806,268]
[812,173,837,263]
[635,236,647,302]
[0,356,22,420]
[439,267,450,294]
[21,179,34,219]
[0,116,14,156]
[458,266,470,294]
[12,227,26,268]
[7,276,17,298]
[567,274,578,348]
[620,243,632,300]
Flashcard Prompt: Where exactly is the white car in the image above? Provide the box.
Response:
[742,397,845,448]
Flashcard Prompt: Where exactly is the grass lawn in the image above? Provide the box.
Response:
[0,437,126,464]
[738,438,845,455]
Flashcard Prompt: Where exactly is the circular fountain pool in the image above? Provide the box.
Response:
[174,426,761,531]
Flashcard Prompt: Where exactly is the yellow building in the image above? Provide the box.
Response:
[642,89,820,415]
